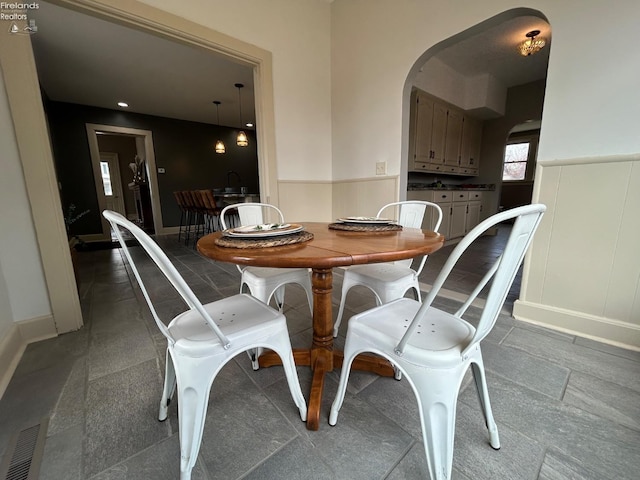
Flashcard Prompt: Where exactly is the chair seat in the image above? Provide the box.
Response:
[345,263,416,285]
[169,294,285,356]
[243,266,310,282]
[348,298,475,367]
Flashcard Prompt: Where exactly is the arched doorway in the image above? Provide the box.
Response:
[402,8,550,224]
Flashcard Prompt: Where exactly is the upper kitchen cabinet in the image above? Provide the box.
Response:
[459,115,482,175]
[411,90,447,166]
[409,88,482,176]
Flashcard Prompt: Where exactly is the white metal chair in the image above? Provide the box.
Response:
[333,201,443,337]
[102,210,307,480]
[220,202,314,369]
[329,204,546,480]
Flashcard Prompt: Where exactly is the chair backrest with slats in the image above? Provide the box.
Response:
[378,201,443,270]
[395,203,546,358]
[173,191,186,210]
[220,202,285,230]
[102,209,231,349]
[180,191,195,211]
[199,189,220,213]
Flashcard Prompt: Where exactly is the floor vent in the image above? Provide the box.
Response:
[0,418,48,480]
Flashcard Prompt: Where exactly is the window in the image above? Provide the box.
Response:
[100,161,113,196]
[501,131,539,182]
[502,142,530,181]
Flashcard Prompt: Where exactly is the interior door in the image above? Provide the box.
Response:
[99,152,127,216]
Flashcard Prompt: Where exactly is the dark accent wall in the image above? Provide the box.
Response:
[45,101,259,236]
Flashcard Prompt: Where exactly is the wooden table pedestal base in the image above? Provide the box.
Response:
[258,348,395,430]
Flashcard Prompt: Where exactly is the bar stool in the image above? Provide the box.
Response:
[173,191,189,243]
[198,190,222,233]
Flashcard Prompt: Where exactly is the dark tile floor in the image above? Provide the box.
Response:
[1,226,639,479]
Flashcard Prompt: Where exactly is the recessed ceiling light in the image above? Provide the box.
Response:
[117,102,129,108]
[245,123,254,128]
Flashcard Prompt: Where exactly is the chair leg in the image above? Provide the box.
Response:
[248,348,262,371]
[328,337,361,425]
[159,349,177,421]
[268,338,308,422]
[184,210,192,246]
[333,281,354,337]
[302,275,313,316]
[470,359,500,449]
[177,211,185,243]
[174,357,217,480]
[273,285,286,312]
[410,371,459,480]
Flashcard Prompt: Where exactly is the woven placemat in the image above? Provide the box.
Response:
[328,222,402,232]
[215,231,314,249]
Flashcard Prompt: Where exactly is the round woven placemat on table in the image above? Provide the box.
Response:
[215,231,314,249]
[328,222,403,232]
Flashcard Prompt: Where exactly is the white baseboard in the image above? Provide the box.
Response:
[513,300,640,351]
[78,233,109,243]
[0,315,57,399]
[159,226,181,235]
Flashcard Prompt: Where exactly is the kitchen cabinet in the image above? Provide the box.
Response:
[429,190,452,237]
[409,88,482,176]
[466,191,483,233]
[450,191,468,238]
[460,115,482,175]
[410,90,447,169]
[407,189,485,241]
[444,109,463,167]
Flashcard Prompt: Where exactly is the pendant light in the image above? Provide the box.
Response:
[235,83,249,147]
[213,101,225,154]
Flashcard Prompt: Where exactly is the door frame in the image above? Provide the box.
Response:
[0,0,278,334]
[87,124,162,239]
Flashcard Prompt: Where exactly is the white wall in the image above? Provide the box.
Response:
[331,0,640,171]
[0,70,52,335]
[329,0,640,347]
[139,0,333,182]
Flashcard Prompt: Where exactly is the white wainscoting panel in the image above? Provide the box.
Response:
[278,180,333,222]
[516,154,640,349]
[332,176,399,220]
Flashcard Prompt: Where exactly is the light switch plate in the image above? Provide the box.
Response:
[158,168,166,174]
[375,162,386,175]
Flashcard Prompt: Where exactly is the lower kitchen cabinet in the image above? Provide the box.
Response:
[450,202,467,238]
[407,190,485,241]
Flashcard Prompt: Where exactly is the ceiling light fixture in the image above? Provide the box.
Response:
[117,101,129,108]
[213,101,225,154]
[235,83,248,147]
[518,30,546,57]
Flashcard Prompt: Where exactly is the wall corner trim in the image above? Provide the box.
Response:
[0,315,58,399]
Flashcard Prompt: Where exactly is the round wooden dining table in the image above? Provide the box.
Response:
[197,222,445,430]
